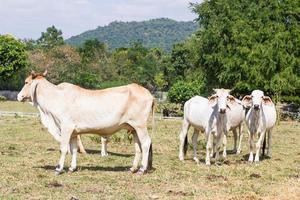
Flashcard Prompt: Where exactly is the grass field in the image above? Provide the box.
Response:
[0,101,299,199]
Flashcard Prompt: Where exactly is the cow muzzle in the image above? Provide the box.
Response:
[219,108,226,114]
[254,104,260,110]
[17,95,25,102]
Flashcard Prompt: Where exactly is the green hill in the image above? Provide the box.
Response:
[65,18,198,51]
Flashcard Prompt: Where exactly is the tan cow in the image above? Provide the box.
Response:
[18,71,154,175]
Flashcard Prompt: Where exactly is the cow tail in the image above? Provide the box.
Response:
[183,134,188,156]
[262,132,267,156]
[148,143,153,170]
[151,101,155,135]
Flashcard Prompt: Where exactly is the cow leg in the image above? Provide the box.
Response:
[267,130,272,157]
[130,132,141,173]
[248,131,254,163]
[210,136,216,158]
[69,136,78,172]
[55,127,73,175]
[233,128,238,153]
[215,132,224,162]
[135,127,152,174]
[237,124,243,154]
[101,137,109,157]
[179,119,190,161]
[222,133,227,158]
[192,129,200,164]
[205,132,213,166]
[255,131,266,163]
[77,135,86,154]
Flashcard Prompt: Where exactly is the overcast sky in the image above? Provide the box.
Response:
[0,0,199,40]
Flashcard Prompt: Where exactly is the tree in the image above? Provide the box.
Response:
[168,80,205,105]
[191,0,300,96]
[78,39,108,63]
[0,35,28,79]
[37,25,64,50]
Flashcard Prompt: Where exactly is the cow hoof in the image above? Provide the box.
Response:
[54,170,62,176]
[236,150,241,154]
[137,168,146,175]
[101,152,109,157]
[68,167,77,173]
[193,157,200,165]
[205,161,211,166]
[179,155,184,161]
[129,167,139,173]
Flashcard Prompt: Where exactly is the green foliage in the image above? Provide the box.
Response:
[168,80,205,105]
[37,25,64,50]
[156,102,183,117]
[78,39,107,63]
[0,35,28,79]
[191,0,300,96]
[66,18,198,51]
[281,96,300,104]
[0,95,7,101]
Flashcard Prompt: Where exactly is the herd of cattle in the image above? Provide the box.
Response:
[16,71,276,175]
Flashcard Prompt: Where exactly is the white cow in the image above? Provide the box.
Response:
[222,98,245,154]
[201,98,245,158]
[179,89,237,165]
[242,90,276,163]
[18,71,154,175]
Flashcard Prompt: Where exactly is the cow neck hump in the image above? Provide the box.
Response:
[35,79,61,111]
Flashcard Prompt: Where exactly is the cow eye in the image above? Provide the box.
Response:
[25,82,28,84]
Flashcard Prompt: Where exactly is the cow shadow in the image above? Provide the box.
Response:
[226,149,237,155]
[242,153,271,162]
[84,149,133,157]
[36,165,131,172]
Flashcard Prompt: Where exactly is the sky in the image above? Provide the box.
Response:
[0,0,200,40]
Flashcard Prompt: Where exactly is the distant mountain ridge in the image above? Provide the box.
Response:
[65,18,198,51]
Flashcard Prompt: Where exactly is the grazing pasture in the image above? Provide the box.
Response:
[0,101,299,199]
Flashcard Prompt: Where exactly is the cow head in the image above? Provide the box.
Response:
[208,88,235,114]
[242,90,273,110]
[17,70,47,102]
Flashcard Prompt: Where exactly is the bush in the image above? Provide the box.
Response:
[280,96,300,104]
[168,80,204,105]
[156,102,183,117]
[0,95,7,101]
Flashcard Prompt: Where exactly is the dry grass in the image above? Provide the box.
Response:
[0,101,299,199]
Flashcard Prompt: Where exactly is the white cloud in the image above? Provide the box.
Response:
[0,0,200,39]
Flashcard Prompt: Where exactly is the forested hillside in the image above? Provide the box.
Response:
[65,18,198,51]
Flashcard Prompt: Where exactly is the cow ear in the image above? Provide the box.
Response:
[208,94,218,106]
[228,95,235,102]
[43,69,48,77]
[227,95,236,106]
[262,96,273,105]
[242,95,252,108]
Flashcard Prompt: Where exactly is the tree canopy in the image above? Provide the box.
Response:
[0,35,28,79]
[191,0,300,97]
[37,25,64,50]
